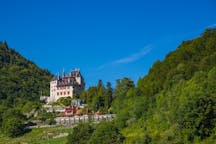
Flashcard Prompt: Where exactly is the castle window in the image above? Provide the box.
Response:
[57,92,59,95]
[68,91,70,95]
[64,92,66,95]
[60,92,62,95]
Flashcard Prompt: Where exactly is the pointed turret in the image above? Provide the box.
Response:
[62,68,65,78]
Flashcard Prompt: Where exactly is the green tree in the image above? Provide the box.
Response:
[38,109,56,125]
[85,86,98,111]
[67,123,94,144]
[113,77,134,98]
[89,122,124,144]
[1,109,26,137]
[112,77,134,113]
[105,82,113,112]
[2,117,25,137]
[57,97,72,106]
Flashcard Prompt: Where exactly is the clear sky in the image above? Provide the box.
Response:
[0,0,216,88]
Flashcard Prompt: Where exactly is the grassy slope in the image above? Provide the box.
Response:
[0,127,71,144]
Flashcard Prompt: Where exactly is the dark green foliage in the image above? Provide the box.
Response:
[105,82,113,112]
[88,122,124,144]
[81,86,97,111]
[0,41,52,106]
[67,122,124,144]
[38,109,56,125]
[177,70,216,141]
[0,41,52,102]
[67,123,94,144]
[81,80,115,113]
[2,109,26,121]
[113,77,135,98]
[112,78,135,111]
[57,97,72,106]
[2,117,25,137]
[1,109,26,137]
[0,41,52,137]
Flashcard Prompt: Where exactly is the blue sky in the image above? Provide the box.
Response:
[0,0,216,88]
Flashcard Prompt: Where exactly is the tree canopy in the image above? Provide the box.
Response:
[0,41,52,137]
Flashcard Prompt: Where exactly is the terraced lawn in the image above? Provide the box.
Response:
[0,126,72,144]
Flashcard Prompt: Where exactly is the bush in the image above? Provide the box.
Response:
[2,117,25,137]
[67,123,94,144]
[89,122,124,144]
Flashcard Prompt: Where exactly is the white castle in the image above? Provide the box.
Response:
[49,69,85,102]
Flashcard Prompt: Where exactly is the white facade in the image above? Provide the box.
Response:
[49,69,84,103]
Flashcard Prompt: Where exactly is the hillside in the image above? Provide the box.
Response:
[0,42,52,136]
[112,28,216,143]
[0,42,52,103]
[66,29,216,144]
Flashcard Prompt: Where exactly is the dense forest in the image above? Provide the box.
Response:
[0,42,52,137]
[69,29,216,144]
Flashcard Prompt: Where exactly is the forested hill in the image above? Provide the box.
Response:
[0,42,52,107]
[66,29,216,144]
[111,28,216,144]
